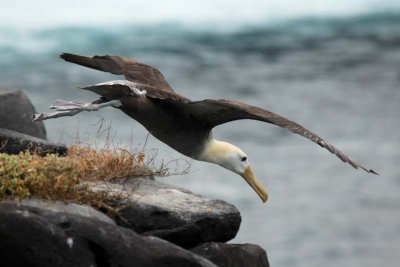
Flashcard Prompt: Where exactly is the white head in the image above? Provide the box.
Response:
[198,139,268,203]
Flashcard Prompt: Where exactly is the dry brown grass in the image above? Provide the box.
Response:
[68,145,164,181]
[0,119,190,217]
[0,143,189,218]
[63,118,190,180]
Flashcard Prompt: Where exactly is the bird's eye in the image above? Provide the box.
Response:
[241,156,247,162]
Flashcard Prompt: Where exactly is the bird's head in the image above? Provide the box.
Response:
[199,139,268,203]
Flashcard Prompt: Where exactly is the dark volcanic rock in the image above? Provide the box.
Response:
[3,198,115,225]
[88,178,242,248]
[0,202,217,267]
[190,242,269,267]
[0,89,46,139]
[0,127,67,156]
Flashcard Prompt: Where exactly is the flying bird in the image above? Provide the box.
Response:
[34,53,377,203]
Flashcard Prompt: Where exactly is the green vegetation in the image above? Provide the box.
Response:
[0,145,184,216]
[0,151,79,201]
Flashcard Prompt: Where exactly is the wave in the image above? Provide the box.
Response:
[1,12,399,57]
[1,0,400,30]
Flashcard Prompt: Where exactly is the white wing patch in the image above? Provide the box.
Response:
[96,80,147,97]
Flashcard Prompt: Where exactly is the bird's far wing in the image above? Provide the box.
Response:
[79,81,188,102]
[60,53,174,92]
[186,98,377,174]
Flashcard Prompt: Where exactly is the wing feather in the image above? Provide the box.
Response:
[79,82,188,102]
[60,53,174,92]
[186,99,377,174]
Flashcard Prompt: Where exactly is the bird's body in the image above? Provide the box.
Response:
[34,53,377,203]
[121,92,209,159]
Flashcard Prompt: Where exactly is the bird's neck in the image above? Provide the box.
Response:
[197,138,236,165]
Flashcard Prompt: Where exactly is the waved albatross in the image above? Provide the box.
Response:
[34,53,377,203]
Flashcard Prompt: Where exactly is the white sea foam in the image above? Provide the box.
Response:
[1,0,399,30]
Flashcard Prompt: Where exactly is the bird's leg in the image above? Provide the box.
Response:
[32,109,82,121]
[33,99,122,121]
[49,99,98,111]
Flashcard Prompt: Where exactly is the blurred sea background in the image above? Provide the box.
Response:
[1,1,400,266]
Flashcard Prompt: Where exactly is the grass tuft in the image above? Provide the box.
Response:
[0,143,189,217]
[67,145,165,181]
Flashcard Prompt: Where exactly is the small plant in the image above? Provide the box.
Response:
[0,151,79,200]
[67,145,161,181]
[0,142,190,218]
[0,119,190,217]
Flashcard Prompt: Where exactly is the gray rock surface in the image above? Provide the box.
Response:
[0,202,217,267]
[87,178,242,248]
[0,127,67,156]
[190,242,269,267]
[2,198,115,225]
[0,89,46,139]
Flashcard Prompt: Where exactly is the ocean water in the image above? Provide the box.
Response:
[1,2,400,266]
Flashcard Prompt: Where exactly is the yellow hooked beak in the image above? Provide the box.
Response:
[241,166,268,203]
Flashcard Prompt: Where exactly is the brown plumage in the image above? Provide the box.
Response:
[35,53,377,202]
[60,53,376,175]
[61,53,174,92]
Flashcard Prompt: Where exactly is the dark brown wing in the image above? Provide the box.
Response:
[79,82,188,102]
[60,53,174,92]
[186,99,377,174]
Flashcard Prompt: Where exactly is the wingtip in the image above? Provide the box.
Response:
[59,53,69,60]
[362,166,379,175]
[369,169,379,175]
[77,85,89,90]
[60,52,79,61]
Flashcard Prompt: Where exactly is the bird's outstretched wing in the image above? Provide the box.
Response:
[60,53,174,92]
[79,81,188,102]
[186,99,377,174]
